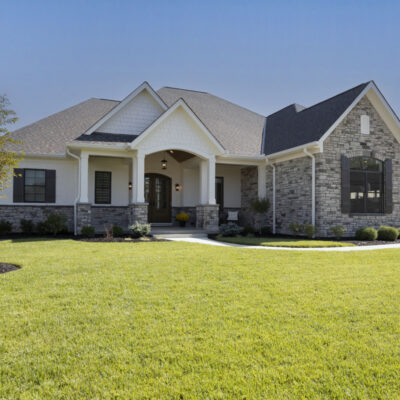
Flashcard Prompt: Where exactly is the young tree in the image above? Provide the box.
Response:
[0,95,22,194]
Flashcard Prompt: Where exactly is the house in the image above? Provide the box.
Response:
[2,81,400,237]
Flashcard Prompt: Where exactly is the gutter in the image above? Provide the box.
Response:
[265,158,276,234]
[66,149,80,235]
[303,148,316,230]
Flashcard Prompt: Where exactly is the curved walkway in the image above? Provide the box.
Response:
[167,237,400,251]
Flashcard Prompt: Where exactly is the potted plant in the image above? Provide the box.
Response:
[176,212,190,227]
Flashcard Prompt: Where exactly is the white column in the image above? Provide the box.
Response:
[272,164,276,234]
[199,159,208,205]
[79,152,89,203]
[207,156,216,205]
[132,151,145,203]
[258,164,267,199]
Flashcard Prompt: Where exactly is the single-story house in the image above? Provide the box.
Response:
[2,80,400,237]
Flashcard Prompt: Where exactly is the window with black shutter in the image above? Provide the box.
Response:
[95,171,111,204]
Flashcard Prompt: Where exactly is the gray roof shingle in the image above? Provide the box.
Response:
[264,82,370,155]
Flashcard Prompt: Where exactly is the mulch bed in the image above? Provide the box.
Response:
[0,263,20,274]
[77,237,167,243]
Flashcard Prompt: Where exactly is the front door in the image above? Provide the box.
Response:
[145,173,172,223]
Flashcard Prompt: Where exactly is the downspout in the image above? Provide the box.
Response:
[66,149,80,235]
[266,158,276,234]
[303,148,315,229]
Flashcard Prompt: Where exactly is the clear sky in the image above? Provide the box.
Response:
[2,0,400,130]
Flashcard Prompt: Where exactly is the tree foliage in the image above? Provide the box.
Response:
[0,94,22,193]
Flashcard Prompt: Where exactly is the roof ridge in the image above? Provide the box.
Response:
[92,97,121,103]
[160,86,209,94]
[267,103,304,117]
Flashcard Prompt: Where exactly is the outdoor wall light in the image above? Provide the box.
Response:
[175,183,182,191]
[161,159,168,170]
[128,181,132,190]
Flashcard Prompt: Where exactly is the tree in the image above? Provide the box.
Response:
[250,197,270,234]
[0,95,22,194]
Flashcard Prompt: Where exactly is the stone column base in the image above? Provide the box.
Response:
[128,203,148,225]
[76,203,91,234]
[196,204,219,232]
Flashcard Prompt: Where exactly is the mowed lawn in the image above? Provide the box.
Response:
[0,240,399,399]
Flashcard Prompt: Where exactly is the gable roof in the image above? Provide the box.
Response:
[157,87,265,156]
[263,82,370,155]
[8,98,119,155]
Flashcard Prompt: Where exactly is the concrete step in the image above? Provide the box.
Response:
[151,227,210,239]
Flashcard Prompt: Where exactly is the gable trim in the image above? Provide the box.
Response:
[129,98,226,154]
[83,82,168,136]
[318,81,400,145]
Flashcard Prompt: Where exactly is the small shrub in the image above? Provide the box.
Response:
[289,222,303,235]
[356,227,378,241]
[112,225,124,237]
[20,219,35,234]
[81,226,95,238]
[104,225,114,240]
[303,224,316,239]
[250,198,270,214]
[0,220,12,236]
[260,226,271,236]
[377,226,399,241]
[36,221,50,235]
[330,225,346,239]
[219,222,242,237]
[45,213,67,236]
[175,213,190,222]
[129,222,151,238]
[241,226,255,236]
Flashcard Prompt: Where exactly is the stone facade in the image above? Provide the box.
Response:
[76,203,91,233]
[315,96,400,236]
[196,204,219,231]
[128,203,148,225]
[0,205,74,233]
[91,206,129,232]
[172,207,197,227]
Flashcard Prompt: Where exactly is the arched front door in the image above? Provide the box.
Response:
[145,173,172,223]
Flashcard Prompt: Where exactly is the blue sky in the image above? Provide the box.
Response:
[2,0,400,130]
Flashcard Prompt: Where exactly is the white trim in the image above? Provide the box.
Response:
[66,149,81,235]
[266,141,321,161]
[266,160,276,234]
[304,148,316,231]
[67,142,127,150]
[83,82,168,136]
[130,98,225,154]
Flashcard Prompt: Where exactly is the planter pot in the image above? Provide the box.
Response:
[179,221,186,227]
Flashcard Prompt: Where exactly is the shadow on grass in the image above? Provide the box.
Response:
[0,263,21,274]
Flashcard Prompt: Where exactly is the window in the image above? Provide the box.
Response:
[350,157,383,213]
[24,169,46,202]
[95,171,111,204]
[215,177,224,209]
[361,115,370,135]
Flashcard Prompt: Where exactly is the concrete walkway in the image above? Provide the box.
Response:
[167,237,400,251]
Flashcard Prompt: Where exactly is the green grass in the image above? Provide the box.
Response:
[215,235,355,247]
[0,239,399,399]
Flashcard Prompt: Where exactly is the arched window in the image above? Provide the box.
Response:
[350,157,383,213]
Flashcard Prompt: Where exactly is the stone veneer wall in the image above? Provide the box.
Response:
[315,96,400,237]
[196,204,219,231]
[0,205,74,232]
[128,203,148,225]
[172,207,197,227]
[91,206,129,233]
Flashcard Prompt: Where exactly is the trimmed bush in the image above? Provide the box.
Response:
[219,222,242,237]
[260,226,271,236]
[112,225,124,237]
[81,226,95,238]
[20,219,35,234]
[45,213,67,236]
[129,222,151,238]
[289,222,303,235]
[303,224,316,239]
[330,225,346,239]
[36,221,50,235]
[0,220,12,236]
[356,227,378,241]
[377,226,399,241]
[241,226,255,236]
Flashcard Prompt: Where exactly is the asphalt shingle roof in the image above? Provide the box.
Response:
[263,82,370,155]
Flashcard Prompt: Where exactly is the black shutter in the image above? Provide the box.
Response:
[13,168,25,202]
[384,159,393,214]
[45,169,56,203]
[341,155,350,214]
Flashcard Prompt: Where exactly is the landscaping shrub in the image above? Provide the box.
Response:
[250,197,270,234]
[356,227,378,241]
[176,212,189,227]
[289,222,303,235]
[241,226,255,236]
[330,225,346,239]
[81,226,95,238]
[219,222,242,237]
[45,213,67,236]
[260,226,271,236]
[0,220,12,236]
[377,226,399,241]
[36,221,50,235]
[20,219,35,234]
[129,222,151,238]
[303,224,316,239]
[112,225,124,237]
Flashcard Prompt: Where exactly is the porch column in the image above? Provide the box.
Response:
[207,156,216,205]
[257,164,267,199]
[199,159,208,204]
[132,150,145,203]
[79,151,89,203]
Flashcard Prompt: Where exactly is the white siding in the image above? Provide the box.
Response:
[97,90,164,135]
[216,164,241,208]
[0,158,78,205]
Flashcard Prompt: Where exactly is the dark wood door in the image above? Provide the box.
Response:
[145,173,172,223]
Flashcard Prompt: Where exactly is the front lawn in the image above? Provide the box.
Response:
[0,239,399,399]
[215,235,355,247]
